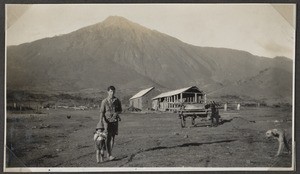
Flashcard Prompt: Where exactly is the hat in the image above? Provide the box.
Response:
[96,121,104,130]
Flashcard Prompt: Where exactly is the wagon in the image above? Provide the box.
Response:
[178,103,213,128]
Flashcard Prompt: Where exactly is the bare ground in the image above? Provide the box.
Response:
[5,107,293,168]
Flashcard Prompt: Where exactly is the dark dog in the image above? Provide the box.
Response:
[93,130,107,163]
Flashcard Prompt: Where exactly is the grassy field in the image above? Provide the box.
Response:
[5,106,293,169]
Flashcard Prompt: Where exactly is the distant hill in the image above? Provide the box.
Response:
[209,66,293,104]
[7,16,293,103]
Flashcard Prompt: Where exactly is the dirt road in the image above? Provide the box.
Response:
[5,107,293,168]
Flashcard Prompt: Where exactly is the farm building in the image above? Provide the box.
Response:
[129,87,160,110]
[152,86,206,112]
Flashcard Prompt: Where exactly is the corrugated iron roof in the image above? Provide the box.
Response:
[152,86,201,100]
[129,87,155,100]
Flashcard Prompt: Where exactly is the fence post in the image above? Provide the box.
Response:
[224,103,227,111]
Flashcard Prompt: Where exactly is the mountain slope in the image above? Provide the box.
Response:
[7,16,293,102]
[209,67,293,103]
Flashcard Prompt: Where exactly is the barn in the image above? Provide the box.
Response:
[152,86,206,112]
[129,87,159,110]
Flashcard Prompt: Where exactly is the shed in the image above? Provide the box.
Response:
[152,86,206,112]
[129,87,159,110]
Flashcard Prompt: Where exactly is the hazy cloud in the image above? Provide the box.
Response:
[263,42,293,58]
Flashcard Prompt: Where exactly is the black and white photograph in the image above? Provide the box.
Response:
[4,3,296,172]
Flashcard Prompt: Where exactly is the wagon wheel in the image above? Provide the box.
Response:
[206,111,212,120]
[191,116,196,126]
[180,115,186,128]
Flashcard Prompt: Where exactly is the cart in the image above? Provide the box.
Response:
[178,103,212,128]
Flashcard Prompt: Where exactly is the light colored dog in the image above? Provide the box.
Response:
[266,129,290,156]
[93,130,107,163]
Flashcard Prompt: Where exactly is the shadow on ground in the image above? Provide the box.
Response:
[193,118,233,128]
[119,139,237,167]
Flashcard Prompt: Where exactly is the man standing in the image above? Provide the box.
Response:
[98,86,122,161]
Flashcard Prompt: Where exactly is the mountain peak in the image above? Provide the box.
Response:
[103,16,130,23]
[102,16,138,28]
[96,15,152,35]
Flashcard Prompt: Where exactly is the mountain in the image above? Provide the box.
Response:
[7,16,293,102]
[209,66,293,103]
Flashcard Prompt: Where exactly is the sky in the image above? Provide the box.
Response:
[6,4,296,59]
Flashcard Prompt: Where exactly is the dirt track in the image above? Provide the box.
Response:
[5,107,293,168]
